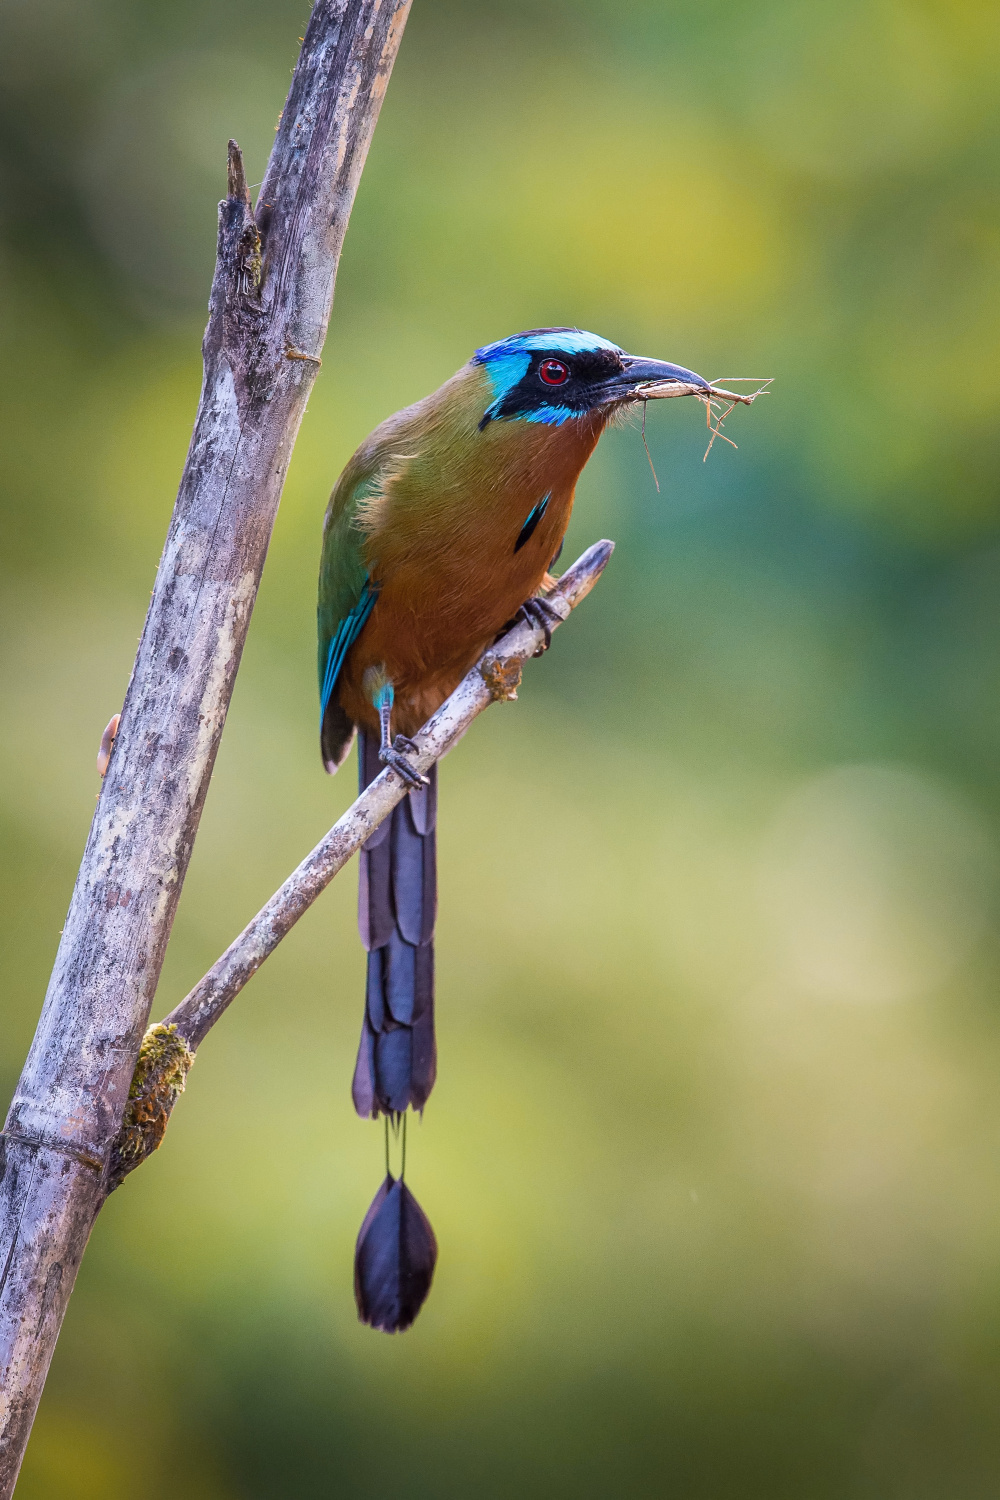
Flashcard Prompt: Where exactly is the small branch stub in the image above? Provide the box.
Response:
[107,1024,194,1189]
[285,345,322,365]
[96,714,120,777]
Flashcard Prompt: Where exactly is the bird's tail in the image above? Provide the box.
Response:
[351,731,437,1117]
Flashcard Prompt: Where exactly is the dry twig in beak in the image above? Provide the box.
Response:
[631,376,773,463]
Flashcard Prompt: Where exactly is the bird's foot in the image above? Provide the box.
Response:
[517,595,563,657]
[379,735,428,789]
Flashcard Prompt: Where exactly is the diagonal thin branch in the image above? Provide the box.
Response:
[106,540,613,1184]
[174,538,612,1045]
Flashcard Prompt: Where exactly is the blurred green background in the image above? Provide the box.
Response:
[3,0,1000,1494]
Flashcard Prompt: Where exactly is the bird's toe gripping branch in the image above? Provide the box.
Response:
[517,594,567,657]
[379,735,429,790]
[368,672,430,789]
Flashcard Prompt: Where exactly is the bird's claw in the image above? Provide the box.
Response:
[517,596,563,657]
[379,735,428,789]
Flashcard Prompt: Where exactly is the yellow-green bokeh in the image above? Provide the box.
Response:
[2,1,1000,1496]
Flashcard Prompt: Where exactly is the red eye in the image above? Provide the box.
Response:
[538,359,570,386]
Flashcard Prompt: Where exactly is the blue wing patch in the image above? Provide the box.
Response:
[320,578,380,725]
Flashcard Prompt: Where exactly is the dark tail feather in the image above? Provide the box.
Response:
[354,1173,438,1332]
[352,732,437,1118]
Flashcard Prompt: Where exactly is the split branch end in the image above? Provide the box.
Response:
[227,139,250,206]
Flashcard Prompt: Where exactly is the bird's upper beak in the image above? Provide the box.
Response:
[600,355,713,405]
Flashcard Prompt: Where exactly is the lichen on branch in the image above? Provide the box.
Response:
[107,1023,194,1188]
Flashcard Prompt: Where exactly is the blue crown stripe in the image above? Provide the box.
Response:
[474,328,621,364]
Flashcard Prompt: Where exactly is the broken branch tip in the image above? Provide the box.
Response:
[227,140,250,205]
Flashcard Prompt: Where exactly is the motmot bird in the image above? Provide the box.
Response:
[317,328,712,1127]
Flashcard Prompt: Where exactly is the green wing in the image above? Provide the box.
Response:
[317,457,384,772]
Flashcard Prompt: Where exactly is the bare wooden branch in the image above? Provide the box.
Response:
[190,543,610,1032]
[0,4,410,1488]
[100,541,612,1186]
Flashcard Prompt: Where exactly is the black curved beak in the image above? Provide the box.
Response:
[602,355,713,404]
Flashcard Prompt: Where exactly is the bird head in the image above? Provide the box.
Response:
[473,327,712,431]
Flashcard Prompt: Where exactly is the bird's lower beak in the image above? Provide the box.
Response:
[604,356,713,404]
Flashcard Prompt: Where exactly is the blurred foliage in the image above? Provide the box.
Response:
[2,0,1000,1495]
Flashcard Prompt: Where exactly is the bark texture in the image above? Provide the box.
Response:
[0,2,410,1490]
